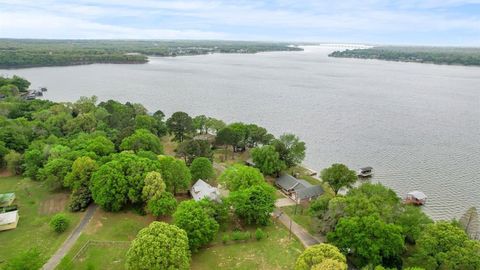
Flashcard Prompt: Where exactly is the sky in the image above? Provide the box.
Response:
[1,0,480,46]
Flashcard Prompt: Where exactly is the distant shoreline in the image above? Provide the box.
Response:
[329,46,480,67]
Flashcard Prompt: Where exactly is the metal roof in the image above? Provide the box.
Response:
[190,179,221,202]
[296,186,324,200]
[0,193,15,204]
[407,191,427,200]
[275,174,299,190]
[0,210,18,225]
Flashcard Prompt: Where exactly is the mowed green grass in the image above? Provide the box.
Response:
[281,205,316,234]
[0,176,82,266]
[59,210,303,270]
[57,208,155,270]
[191,221,304,270]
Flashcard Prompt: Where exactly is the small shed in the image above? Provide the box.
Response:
[0,193,15,207]
[190,179,221,202]
[405,191,427,205]
[0,210,19,231]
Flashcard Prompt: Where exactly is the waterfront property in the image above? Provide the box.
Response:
[190,179,221,202]
[357,166,373,177]
[405,191,427,205]
[275,174,324,203]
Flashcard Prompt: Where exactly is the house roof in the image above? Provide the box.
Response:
[0,210,18,225]
[275,174,299,190]
[407,191,427,200]
[190,179,221,202]
[0,193,15,204]
[276,174,324,200]
[296,186,324,200]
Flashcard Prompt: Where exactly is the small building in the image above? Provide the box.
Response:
[190,179,221,202]
[193,133,216,144]
[358,167,373,177]
[405,191,427,205]
[0,193,15,207]
[0,210,19,231]
[275,174,324,203]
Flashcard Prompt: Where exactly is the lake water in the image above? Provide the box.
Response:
[1,45,479,220]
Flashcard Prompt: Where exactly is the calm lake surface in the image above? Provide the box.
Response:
[2,46,479,220]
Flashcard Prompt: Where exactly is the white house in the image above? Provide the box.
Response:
[190,179,221,202]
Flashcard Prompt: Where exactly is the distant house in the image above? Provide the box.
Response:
[190,179,221,202]
[193,133,216,144]
[275,174,324,203]
[0,193,15,207]
[0,210,19,231]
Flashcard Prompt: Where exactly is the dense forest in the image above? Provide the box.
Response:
[0,39,302,69]
[329,46,480,66]
[1,75,479,270]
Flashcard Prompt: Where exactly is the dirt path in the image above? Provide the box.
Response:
[42,204,98,270]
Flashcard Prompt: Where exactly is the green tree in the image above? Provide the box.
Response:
[228,184,275,225]
[126,221,190,270]
[219,164,264,191]
[0,140,8,168]
[406,222,480,270]
[394,205,432,243]
[272,133,306,168]
[120,128,163,154]
[215,127,237,160]
[321,163,357,195]
[146,192,177,217]
[64,156,97,211]
[3,248,43,270]
[176,139,212,164]
[205,117,225,133]
[295,243,347,270]
[327,215,404,268]
[189,157,214,181]
[173,200,219,251]
[166,111,195,142]
[38,158,73,190]
[251,145,285,175]
[90,152,161,211]
[142,171,166,201]
[22,147,45,179]
[193,115,208,134]
[50,213,70,233]
[158,156,191,194]
[135,114,167,136]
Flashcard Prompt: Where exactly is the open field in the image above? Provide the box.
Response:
[0,176,82,266]
[192,221,303,270]
[58,209,303,270]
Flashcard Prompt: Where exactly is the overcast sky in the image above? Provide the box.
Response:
[1,0,480,45]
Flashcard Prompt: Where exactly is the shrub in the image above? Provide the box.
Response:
[222,234,229,244]
[255,228,266,240]
[68,186,92,212]
[50,213,70,233]
[231,230,250,241]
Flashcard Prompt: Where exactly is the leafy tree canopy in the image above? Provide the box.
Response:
[219,164,264,191]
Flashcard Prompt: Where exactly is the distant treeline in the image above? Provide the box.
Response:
[329,46,480,66]
[0,39,302,69]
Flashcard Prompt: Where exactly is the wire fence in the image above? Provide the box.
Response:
[71,240,131,262]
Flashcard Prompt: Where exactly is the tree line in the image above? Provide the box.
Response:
[329,46,480,66]
[0,39,302,68]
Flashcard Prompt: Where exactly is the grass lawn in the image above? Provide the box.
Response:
[191,221,304,270]
[0,176,83,266]
[58,210,303,270]
[281,205,317,235]
[57,208,155,270]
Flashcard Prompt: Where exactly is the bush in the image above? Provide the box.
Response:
[50,213,70,233]
[231,230,250,241]
[68,186,92,212]
[255,228,266,240]
[222,234,229,244]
